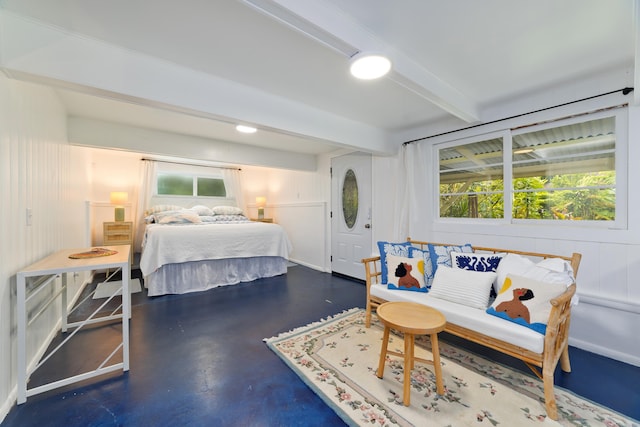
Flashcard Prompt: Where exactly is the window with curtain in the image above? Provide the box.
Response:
[157,173,227,197]
[437,107,626,226]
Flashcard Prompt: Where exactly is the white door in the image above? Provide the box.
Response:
[331,152,372,280]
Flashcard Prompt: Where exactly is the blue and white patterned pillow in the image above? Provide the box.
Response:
[377,241,412,284]
[451,251,505,273]
[428,243,473,275]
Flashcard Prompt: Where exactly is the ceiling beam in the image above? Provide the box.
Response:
[244,0,480,123]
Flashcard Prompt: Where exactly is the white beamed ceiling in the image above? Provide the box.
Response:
[0,0,635,162]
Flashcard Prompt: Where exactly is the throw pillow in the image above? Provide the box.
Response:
[189,205,214,216]
[155,210,202,224]
[494,253,575,295]
[377,241,412,284]
[487,274,568,334]
[428,243,474,274]
[408,247,436,289]
[386,254,427,292]
[428,266,496,309]
[450,251,505,272]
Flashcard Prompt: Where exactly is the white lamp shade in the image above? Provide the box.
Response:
[110,191,128,206]
[256,196,266,207]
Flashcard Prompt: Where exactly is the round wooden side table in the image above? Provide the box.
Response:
[376,301,447,406]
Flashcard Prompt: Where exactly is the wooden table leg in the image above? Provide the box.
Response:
[403,333,413,406]
[377,326,390,378]
[431,333,444,395]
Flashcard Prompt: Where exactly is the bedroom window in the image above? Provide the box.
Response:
[157,173,227,197]
[437,107,626,226]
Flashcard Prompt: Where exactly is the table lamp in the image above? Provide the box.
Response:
[110,191,128,221]
[256,196,266,219]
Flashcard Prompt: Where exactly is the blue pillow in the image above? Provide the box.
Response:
[377,241,412,284]
[428,243,473,275]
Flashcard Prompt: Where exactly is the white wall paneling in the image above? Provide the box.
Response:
[0,76,91,419]
[270,202,327,272]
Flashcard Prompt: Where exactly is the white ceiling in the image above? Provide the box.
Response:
[0,0,635,158]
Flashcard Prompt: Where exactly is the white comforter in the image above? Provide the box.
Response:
[140,222,292,276]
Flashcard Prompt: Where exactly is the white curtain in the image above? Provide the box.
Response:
[393,143,429,241]
[222,168,247,215]
[134,159,156,252]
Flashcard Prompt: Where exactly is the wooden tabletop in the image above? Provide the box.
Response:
[377,301,446,334]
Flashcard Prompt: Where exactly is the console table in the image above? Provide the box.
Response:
[16,245,131,404]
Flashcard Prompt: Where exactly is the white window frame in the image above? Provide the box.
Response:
[434,107,628,230]
[156,171,228,199]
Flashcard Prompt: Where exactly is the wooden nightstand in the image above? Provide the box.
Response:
[103,221,133,264]
[251,218,273,223]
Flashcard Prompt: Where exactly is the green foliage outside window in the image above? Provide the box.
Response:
[157,174,227,197]
[197,177,226,197]
[157,174,193,196]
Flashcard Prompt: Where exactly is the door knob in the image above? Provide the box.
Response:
[364,223,371,229]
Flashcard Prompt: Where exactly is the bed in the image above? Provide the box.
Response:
[139,206,292,296]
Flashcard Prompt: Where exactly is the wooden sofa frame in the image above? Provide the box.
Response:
[361,238,582,421]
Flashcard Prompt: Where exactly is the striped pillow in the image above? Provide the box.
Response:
[428,266,496,309]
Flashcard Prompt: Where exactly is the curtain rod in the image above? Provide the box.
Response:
[142,158,241,171]
[403,87,634,145]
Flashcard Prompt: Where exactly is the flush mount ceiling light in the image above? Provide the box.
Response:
[349,52,392,80]
[236,125,257,134]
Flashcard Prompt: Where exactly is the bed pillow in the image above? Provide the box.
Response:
[428,243,474,274]
[189,205,213,216]
[386,254,427,292]
[155,210,202,224]
[407,247,436,289]
[428,266,496,309]
[205,214,250,223]
[494,253,574,295]
[212,205,244,215]
[144,204,184,217]
[377,241,412,284]
[487,274,567,334]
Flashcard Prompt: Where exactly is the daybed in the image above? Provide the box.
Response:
[140,205,292,296]
[362,238,581,421]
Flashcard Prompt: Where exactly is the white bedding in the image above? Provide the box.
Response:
[140,221,293,276]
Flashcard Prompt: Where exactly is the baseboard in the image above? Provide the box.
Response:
[288,258,325,272]
[569,337,640,368]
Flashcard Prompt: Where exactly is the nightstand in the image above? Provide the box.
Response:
[251,218,273,223]
[103,221,133,265]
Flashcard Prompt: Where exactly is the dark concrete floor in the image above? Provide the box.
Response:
[2,265,639,426]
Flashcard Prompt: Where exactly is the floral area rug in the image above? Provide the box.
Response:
[264,308,637,427]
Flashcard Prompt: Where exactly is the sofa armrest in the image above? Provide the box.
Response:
[543,284,576,368]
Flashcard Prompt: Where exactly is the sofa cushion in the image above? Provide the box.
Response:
[370,283,545,354]
[487,274,567,334]
[429,266,496,309]
[386,254,427,292]
[377,241,412,284]
[495,253,575,294]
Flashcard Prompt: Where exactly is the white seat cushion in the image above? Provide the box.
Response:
[371,283,545,354]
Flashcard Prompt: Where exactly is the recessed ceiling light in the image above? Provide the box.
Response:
[349,53,392,80]
[236,125,257,134]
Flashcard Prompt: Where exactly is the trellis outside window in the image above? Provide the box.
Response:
[437,107,627,227]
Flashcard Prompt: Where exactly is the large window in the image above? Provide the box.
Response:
[157,173,227,197]
[438,108,625,226]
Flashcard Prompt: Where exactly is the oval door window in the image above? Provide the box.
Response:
[342,169,358,229]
